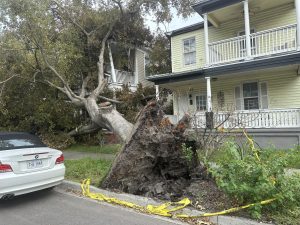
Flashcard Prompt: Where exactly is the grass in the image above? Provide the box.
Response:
[64,158,113,186]
[65,144,121,155]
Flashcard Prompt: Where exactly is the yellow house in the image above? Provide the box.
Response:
[148,0,300,148]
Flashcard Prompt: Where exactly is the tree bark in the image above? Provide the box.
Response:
[84,97,134,142]
[101,101,192,200]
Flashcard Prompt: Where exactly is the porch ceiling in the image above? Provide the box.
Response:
[208,0,294,25]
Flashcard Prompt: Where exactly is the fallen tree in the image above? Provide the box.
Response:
[0,0,201,198]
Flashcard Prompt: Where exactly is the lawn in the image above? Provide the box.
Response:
[64,158,113,186]
[65,144,121,154]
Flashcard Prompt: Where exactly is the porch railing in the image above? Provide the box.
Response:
[208,24,297,65]
[108,69,135,85]
[190,108,300,129]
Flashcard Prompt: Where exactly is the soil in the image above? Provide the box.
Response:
[184,179,233,212]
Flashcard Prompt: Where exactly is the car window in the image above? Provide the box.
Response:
[0,134,46,151]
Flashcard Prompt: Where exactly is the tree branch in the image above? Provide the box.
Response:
[93,23,116,97]
[68,122,102,136]
[0,74,18,85]
[38,46,83,102]
[80,74,91,98]
[99,96,123,104]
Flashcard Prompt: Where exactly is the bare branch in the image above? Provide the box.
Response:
[68,123,102,136]
[38,46,83,102]
[99,96,123,104]
[0,74,18,85]
[112,0,124,15]
[80,74,91,98]
[93,23,115,97]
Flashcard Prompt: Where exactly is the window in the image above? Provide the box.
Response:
[196,95,207,111]
[243,82,259,110]
[235,82,268,110]
[183,37,196,66]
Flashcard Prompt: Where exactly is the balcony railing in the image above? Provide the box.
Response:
[191,108,300,129]
[208,24,297,65]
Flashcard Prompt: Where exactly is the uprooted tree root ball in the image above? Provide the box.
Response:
[101,101,217,202]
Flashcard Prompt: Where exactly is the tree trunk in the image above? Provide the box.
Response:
[84,97,134,142]
[101,101,192,200]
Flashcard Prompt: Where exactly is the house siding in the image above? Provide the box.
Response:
[171,30,205,72]
[135,49,153,87]
[171,3,296,73]
[170,68,300,116]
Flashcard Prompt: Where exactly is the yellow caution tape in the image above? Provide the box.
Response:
[243,129,261,162]
[81,179,276,219]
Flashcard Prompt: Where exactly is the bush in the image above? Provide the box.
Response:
[209,141,300,219]
[40,132,75,149]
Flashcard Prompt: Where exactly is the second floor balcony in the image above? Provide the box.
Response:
[209,24,297,65]
[198,0,300,67]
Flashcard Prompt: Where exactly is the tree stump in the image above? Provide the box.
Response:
[101,101,192,200]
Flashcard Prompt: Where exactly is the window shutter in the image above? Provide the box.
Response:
[260,82,269,109]
[234,86,242,110]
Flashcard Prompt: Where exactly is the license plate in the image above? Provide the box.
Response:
[27,160,43,169]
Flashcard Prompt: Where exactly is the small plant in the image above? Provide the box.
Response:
[182,143,194,163]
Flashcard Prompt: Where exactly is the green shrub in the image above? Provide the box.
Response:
[209,141,300,219]
[182,143,194,163]
[40,132,75,149]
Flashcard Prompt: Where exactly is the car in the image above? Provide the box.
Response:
[0,132,65,200]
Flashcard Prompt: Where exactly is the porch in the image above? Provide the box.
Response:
[167,108,300,129]
[192,108,300,129]
[209,24,298,65]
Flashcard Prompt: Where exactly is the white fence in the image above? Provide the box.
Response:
[208,24,297,65]
[186,108,300,129]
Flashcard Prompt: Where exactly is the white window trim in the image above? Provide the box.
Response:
[182,37,196,67]
[235,80,269,111]
[195,93,207,111]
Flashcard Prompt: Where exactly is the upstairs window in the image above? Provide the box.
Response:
[183,37,196,66]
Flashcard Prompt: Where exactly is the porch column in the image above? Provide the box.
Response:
[204,13,210,66]
[155,85,160,101]
[205,77,212,112]
[296,0,300,48]
[108,42,117,83]
[243,0,252,58]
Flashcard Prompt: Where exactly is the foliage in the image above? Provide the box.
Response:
[146,33,171,76]
[64,158,112,186]
[209,142,300,169]
[40,132,75,150]
[182,143,194,163]
[0,78,80,131]
[102,84,156,123]
[209,141,300,219]
[65,144,120,154]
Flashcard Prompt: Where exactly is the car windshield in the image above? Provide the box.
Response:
[0,133,46,151]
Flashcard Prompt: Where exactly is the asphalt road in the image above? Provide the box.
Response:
[0,188,186,225]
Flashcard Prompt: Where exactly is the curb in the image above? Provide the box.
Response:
[58,180,274,225]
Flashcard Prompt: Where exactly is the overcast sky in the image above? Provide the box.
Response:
[145,10,203,33]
